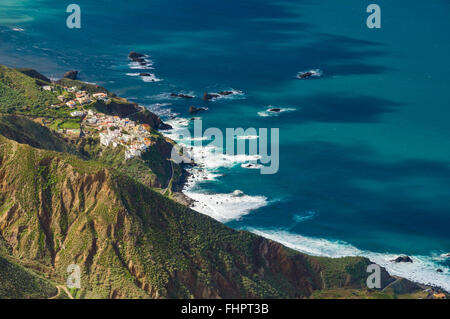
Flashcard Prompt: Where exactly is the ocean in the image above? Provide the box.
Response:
[1,0,449,290]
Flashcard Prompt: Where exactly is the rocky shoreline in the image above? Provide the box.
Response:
[58,55,449,295]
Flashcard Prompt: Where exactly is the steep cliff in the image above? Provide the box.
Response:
[0,133,393,299]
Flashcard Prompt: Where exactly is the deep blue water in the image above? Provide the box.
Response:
[1,0,449,289]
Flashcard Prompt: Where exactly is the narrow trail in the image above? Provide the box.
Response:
[48,285,75,299]
[168,160,174,188]
[160,160,174,195]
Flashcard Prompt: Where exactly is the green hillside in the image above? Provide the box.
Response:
[0,64,438,299]
[55,78,109,94]
[0,65,58,114]
[0,255,60,299]
[0,133,385,298]
[0,114,78,154]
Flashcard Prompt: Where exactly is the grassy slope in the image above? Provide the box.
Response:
[0,65,58,114]
[0,133,394,299]
[0,114,78,154]
[16,68,51,84]
[55,78,108,94]
[0,63,177,189]
[0,234,60,299]
[74,130,175,189]
[0,255,60,299]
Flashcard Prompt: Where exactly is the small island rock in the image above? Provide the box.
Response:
[391,256,413,263]
[188,106,206,114]
[128,51,145,61]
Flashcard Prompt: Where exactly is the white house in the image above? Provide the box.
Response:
[93,93,108,101]
[66,100,76,108]
[71,111,85,117]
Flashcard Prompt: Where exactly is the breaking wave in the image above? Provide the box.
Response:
[247,228,450,292]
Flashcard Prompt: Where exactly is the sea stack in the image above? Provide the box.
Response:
[128,51,145,61]
[188,106,206,114]
[392,256,413,263]
[218,91,234,96]
[203,92,220,101]
[297,71,314,79]
[171,93,194,99]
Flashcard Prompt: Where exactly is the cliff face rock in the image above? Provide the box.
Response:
[203,92,220,101]
[128,52,145,62]
[128,109,172,130]
[188,106,206,114]
[170,93,194,99]
[63,70,79,80]
[0,134,388,299]
[16,68,52,84]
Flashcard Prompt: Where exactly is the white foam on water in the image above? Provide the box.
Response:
[12,27,24,32]
[257,106,297,117]
[146,103,178,118]
[297,69,323,79]
[178,144,262,172]
[183,167,222,188]
[141,74,162,82]
[128,57,154,70]
[164,117,191,130]
[156,104,450,292]
[236,135,259,140]
[293,211,316,223]
[247,228,450,292]
[146,91,196,101]
[188,136,211,142]
[128,63,154,70]
[161,116,269,221]
[164,117,262,171]
[127,73,162,82]
[184,190,268,222]
[241,163,263,169]
[208,89,246,101]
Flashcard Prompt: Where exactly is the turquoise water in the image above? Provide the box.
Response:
[1,0,449,289]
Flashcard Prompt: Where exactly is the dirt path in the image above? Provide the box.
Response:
[48,285,75,299]
[160,160,174,195]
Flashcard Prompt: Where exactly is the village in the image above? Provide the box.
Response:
[42,84,154,160]
[84,110,154,160]
[43,84,110,109]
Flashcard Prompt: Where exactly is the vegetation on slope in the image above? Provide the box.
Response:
[16,68,52,84]
[55,78,109,94]
[0,133,381,299]
[0,63,178,189]
[0,255,59,299]
[0,65,58,114]
[0,114,78,154]
[0,64,435,300]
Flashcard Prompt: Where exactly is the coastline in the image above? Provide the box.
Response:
[1,0,449,300]
[38,51,448,293]
[151,108,450,293]
[0,61,447,296]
